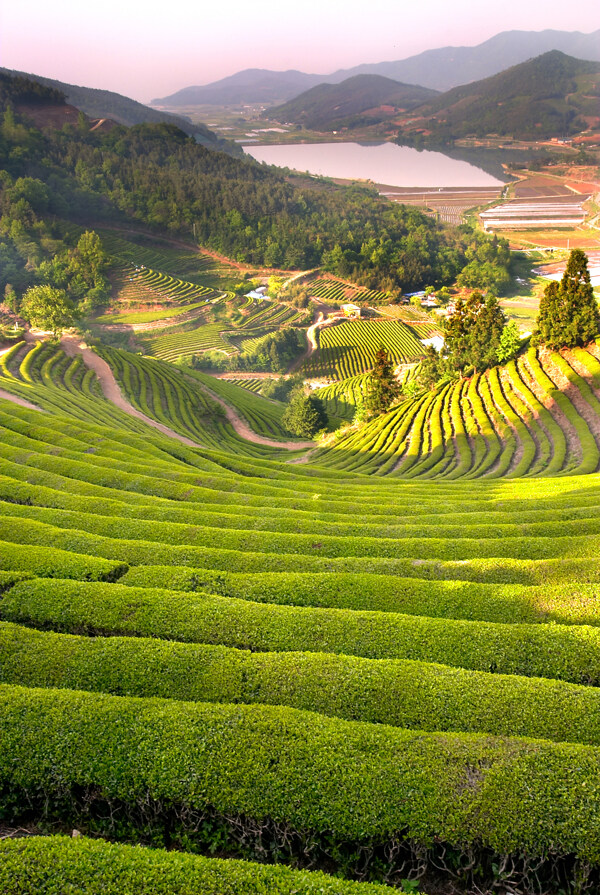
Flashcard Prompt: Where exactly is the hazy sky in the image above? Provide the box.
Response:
[2,0,599,102]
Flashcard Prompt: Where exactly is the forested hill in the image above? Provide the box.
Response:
[396,51,600,143]
[266,75,437,131]
[0,67,241,156]
[0,92,510,298]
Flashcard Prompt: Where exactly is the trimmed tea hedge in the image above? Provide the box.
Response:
[4,685,600,863]
[0,836,399,895]
[5,622,600,746]
[5,579,600,684]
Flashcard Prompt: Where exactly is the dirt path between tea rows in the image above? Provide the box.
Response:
[60,337,311,452]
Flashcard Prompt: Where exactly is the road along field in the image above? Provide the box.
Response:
[7,334,600,893]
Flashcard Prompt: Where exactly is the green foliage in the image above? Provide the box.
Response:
[456,231,511,295]
[0,107,473,292]
[397,50,600,143]
[282,389,328,437]
[496,320,522,363]
[535,250,599,350]
[20,284,77,336]
[364,348,400,418]
[443,291,506,374]
[0,836,395,895]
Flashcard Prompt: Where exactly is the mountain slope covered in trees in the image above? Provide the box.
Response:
[266,75,437,130]
[0,67,239,155]
[396,51,600,142]
[0,72,513,298]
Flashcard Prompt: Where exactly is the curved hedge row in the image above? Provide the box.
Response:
[4,685,600,863]
[0,541,127,582]
[3,499,600,561]
[119,565,600,626]
[4,579,600,684]
[5,623,600,746]
[0,836,398,895]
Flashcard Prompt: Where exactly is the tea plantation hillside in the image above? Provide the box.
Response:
[316,343,600,478]
[5,336,600,893]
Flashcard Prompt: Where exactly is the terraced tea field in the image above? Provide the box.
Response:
[99,230,239,284]
[316,344,600,477]
[308,277,391,305]
[304,319,425,380]
[7,334,600,894]
[6,342,600,894]
[140,324,235,361]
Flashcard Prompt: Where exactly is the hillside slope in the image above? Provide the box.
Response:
[0,67,240,154]
[396,50,600,142]
[153,68,325,107]
[266,74,438,130]
[154,30,600,109]
[335,28,600,91]
[316,343,600,478]
[6,338,600,892]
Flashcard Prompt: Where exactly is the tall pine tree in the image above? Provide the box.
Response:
[536,249,599,349]
[364,348,400,417]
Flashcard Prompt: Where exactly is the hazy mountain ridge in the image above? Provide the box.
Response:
[0,67,242,156]
[396,51,600,142]
[152,29,600,108]
[264,75,438,130]
[152,69,326,107]
[332,28,600,91]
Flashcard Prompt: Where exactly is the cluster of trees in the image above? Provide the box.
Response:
[418,292,520,388]
[281,387,328,438]
[415,250,598,395]
[193,328,305,375]
[455,230,511,295]
[37,230,109,314]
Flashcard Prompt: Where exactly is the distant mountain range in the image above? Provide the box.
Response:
[266,75,438,130]
[395,51,600,143]
[0,67,241,156]
[263,51,600,142]
[152,29,600,107]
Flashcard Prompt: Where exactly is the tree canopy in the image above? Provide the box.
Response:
[20,284,76,337]
[535,249,599,350]
[282,390,328,438]
[364,347,401,418]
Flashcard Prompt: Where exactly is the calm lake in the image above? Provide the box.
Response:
[244,141,505,188]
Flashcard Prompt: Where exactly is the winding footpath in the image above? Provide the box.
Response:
[60,337,312,452]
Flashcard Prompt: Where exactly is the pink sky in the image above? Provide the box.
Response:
[1,0,599,102]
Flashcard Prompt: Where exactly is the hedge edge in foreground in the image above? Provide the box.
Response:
[0,835,401,894]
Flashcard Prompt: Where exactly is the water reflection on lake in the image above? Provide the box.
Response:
[244,141,506,188]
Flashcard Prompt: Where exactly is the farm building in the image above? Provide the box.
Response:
[341,303,363,318]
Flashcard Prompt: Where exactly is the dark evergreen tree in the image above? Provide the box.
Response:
[444,291,506,374]
[364,347,401,417]
[282,391,328,437]
[535,250,599,349]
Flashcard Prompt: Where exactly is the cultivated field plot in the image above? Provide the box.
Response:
[313,373,370,423]
[508,228,600,251]
[233,300,306,330]
[140,324,235,362]
[378,305,444,338]
[7,340,600,893]
[99,230,237,283]
[308,277,391,305]
[101,265,216,316]
[380,186,502,225]
[304,320,424,380]
[316,343,600,478]
[480,173,595,233]
[222,377,267,394]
